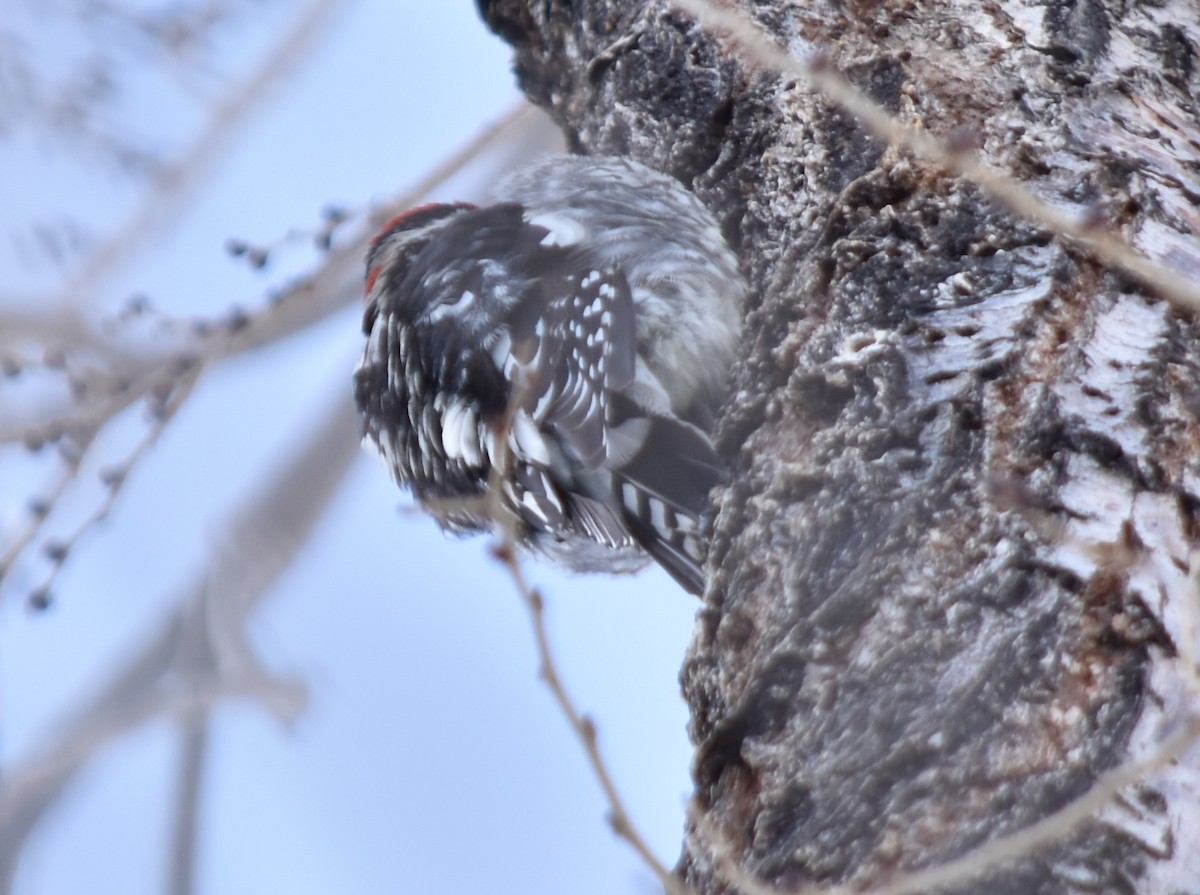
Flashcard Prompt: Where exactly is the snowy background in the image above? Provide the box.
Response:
[0,3,698,893]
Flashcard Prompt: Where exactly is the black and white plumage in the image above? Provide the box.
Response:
[353,155,744,594]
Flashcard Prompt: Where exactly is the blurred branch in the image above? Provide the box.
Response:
[0,309,99,351]
[475,376,693,895]
[167,713,210,895]
[0,101,539,605]
[0,101,538,445]
[166,588,217,895]
[25,364,203,609]
[0,387,361,889]
[494,545,693,895]
[57,0,352,309]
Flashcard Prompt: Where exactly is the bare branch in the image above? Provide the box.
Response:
[167,720,210,895]
[0,101,538,605]
[0,387,359,881]
[54,0,353,309]
[670,0,1200,316]
[492,545,692,895]
[472,373,694,895]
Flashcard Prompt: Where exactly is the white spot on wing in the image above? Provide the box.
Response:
[511,413,551,465]
[441,400,481,466]
[426,290,476,323]
[522,490,550,522]
[528,212,588,246]
[649,497,667,531]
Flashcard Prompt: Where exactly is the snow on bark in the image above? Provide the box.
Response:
[478,0,1200,891]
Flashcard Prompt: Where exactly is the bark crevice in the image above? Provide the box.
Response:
[478,0,1200,891]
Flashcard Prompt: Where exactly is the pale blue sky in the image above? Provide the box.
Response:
[2,4,699,894]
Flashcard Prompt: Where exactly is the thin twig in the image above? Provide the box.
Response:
[670,0,1200,317]
[22,364,202,606]
[1,101,537,607]
[662,4,1200,891]
[494,547,691,895]
[0,101,538,451]
[478,373,692,895]
[0,456,80,591]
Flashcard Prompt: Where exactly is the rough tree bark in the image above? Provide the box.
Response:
[477,1,1200,892]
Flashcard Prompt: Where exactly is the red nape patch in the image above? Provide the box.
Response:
[369,201,476,250]
[364,200,475,298]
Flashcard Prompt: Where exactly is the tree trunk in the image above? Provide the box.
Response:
[477,1,1200,892]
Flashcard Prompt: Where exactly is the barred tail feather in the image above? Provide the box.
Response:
[611,415,723,595]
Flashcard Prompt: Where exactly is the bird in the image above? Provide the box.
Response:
[353,155,745,594]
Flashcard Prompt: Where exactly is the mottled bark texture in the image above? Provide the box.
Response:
[478,1,1200,892]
